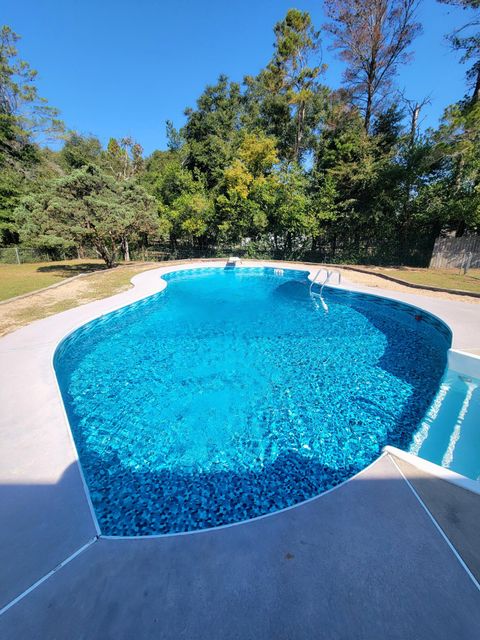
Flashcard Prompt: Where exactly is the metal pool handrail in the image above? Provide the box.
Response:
[310,268,342,313]
[309,268,342,295]
[309,268,329,294]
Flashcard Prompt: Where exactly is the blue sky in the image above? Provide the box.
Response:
[3,0,473,154]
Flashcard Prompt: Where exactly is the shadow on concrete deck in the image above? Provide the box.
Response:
[0,455,479,640]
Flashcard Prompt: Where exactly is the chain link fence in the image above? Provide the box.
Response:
[0,237,435,267]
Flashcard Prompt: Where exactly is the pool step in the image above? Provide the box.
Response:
[411,371,480,482]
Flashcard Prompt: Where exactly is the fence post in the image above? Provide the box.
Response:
[463,252,473,275]
[14,246,21,264]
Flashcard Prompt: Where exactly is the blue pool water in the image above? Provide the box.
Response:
[55,267,450,535]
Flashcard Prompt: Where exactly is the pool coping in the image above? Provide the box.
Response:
[1,259,480,623]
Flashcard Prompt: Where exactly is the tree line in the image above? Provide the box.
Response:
[0,0,479,267]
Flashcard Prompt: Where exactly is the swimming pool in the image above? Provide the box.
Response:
[54,267,451,535]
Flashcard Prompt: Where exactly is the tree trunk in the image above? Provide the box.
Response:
[364,99,372,133]
[456,220,466,238]
[364,48,378,134]
[410,103,420,146]
[472,66,480,106]
[294,102,306,162]
[121,237,130,262]
[364,74,374,133]
[96,243,116,268]
[286,232,292,258]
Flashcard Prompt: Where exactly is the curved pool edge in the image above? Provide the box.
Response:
[99,452,391,541]
[1,259,480,615]
[52,261,453,538]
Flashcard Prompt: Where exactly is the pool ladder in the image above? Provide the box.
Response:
[309,268,341,313]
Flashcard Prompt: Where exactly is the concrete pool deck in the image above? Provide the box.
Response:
[0,260,479,639]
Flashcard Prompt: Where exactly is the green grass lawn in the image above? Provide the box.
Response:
[378,267,480,294]
[0,261,162,336]
[0,259,107,301]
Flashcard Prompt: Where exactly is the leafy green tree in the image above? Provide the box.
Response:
[243,75,293,160]
[215,132,278,243]
[102,136,145,259]
[140,150,208,248]
[270,164,316,257]
[237,132,279,177]
[16,165,159,266]
[165,120,183,152]
[245,10,326,163]
[104,137,144,181]
[216,159,262,243]
[152,160,199,206]
[168,191,213,245]
[139,149,178,194]
[433,101,480,235]
[308,171,339,254]
[182,75,243,189]
[264,9,324,161]
[0,25,63,245]
[60,133,103,170]
[145,156,212,247]
[313,100,395,260]
[0,26,63,155]
[0,168,24,244]
[438,0,479,104]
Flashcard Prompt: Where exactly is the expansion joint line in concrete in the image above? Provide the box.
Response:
[388,454,480,592]
[0,536,99,617]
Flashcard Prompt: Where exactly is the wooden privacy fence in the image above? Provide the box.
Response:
[429,236,480,269]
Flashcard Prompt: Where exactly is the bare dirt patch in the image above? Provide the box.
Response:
[335,268,480,303]
[0,263,159,336]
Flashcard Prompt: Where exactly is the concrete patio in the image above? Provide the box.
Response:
[1,261,479,639]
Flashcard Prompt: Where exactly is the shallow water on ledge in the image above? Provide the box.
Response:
[410,369,480,481]
[55,267,449,535]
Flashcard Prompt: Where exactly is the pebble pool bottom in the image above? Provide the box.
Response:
[54,267,450,535]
